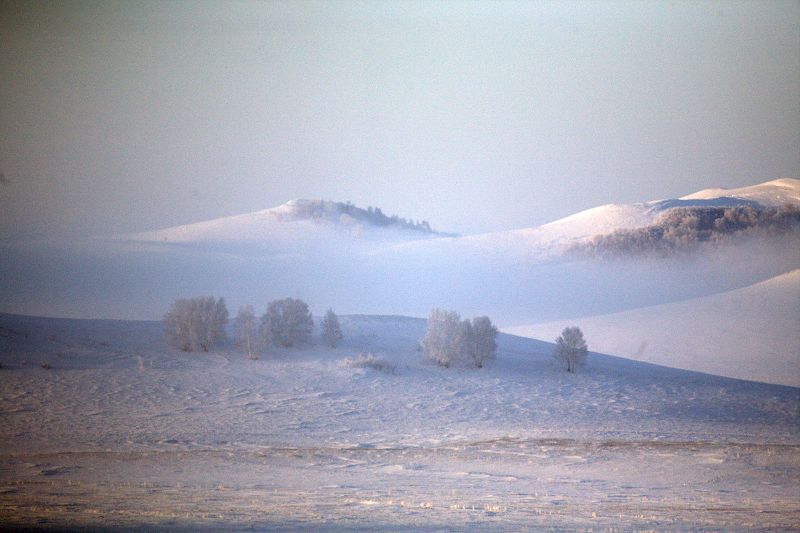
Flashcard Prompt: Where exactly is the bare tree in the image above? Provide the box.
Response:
[554,326,588,372]
[163,296,228,352]
[262,298,314,347]
[321,309,343,348]
[233,305,259,359]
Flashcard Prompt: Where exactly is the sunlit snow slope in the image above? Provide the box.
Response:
[121,199,448,251]
[505,269,800,387]
[1,178,798,362]
[391,177,800,257]
[681,177,800,206]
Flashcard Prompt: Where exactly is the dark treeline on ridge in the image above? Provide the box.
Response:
[572,204,800,258]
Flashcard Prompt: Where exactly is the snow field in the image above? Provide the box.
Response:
[0,312,798,530]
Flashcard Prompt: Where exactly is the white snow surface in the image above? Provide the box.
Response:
[503,177,800,247]
[681,177,800,206]
[505,269,800,387]
[121,199,444,251]
[1,177,798,382]
[386,177,800,261]
[0,312,798,530]
[119,178,800,255]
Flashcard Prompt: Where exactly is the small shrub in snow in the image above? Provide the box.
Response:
[341,353,396,374]
[420,309,498,368]
[554,326,588,372]
[163,296,229,352]
[40,362,51,369]
[262,298,314,347]
[321,309,343,348]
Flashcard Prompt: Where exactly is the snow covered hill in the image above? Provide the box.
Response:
[120,199,450,251]
[391,177,800,257]
[1,178,797,384]
[117,178,800,257]
[505,269,800,387]
[681,177,800,206]
[543,177,799,241]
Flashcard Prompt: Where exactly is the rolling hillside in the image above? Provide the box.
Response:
[505,269,800,387]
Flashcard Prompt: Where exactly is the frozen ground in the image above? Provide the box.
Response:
[1,313,798,530]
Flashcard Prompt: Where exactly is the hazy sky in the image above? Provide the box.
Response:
[1,0,798,239]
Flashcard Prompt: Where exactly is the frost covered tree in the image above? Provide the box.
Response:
[321,309,343,348]
[204,297,229,351]
[421,309,497,368]
[470,316,498,368]
[554,326,588,372]
[454,318,475,365]
[262,298,314,347]
[420,309,461,367]
[163,296,228,352]
[164,298,194,351]
[233,305,259,359]
[257,312,273,352]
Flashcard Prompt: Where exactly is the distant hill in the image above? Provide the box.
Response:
[1,178,797,381]
[119,199,452,249]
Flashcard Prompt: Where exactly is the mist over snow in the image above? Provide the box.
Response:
[2,2,798,528]
[121,199,451,252]
[1,178,798,385]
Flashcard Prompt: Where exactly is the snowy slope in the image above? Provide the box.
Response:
[119,178,800,255]
[681,177,800,206]
[388,177,800,259]
[505,269,800,387]
[120,199,447,251]
[1,311,796,453]
[1,178,798,324]
[0,312,798,530]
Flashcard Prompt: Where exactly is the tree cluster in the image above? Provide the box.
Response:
[164,297,590,376]
[420,309,498,368]
[262,298,314,348]
[163,296,229,352]
[234,299,345,357]
[362,205,433,233]
[573,204,800,258]
[164,296,327,357]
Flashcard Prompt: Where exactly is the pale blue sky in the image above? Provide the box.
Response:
[1,0,798,239]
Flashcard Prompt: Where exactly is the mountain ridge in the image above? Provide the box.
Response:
[118,178,799,251]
